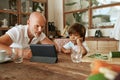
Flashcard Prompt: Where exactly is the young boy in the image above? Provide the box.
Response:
[61,23,89,56]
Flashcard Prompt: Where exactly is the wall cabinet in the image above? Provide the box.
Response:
[63,0,120,29]
[0,0,48,35]
[86,40,119,54]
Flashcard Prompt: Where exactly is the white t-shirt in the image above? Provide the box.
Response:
[63,41,89,52]
[6,25,46,48]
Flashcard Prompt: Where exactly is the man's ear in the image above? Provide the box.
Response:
[80,37,84,42]
[27,20,30,24]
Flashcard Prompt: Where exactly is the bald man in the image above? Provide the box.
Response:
[0,12,58,59]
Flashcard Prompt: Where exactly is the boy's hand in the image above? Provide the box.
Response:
[76,38,83,45]
[64,49,71,54]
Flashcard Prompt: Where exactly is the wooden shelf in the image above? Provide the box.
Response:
[0,0,48,35]
[32,0,47,3]
[0,27,10,30]
[86,36,118,41]
[20,12,31,15]
[89,25,114,29]
[0,9,18,15]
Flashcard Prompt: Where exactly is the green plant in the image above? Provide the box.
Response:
[73,12,82,22]
[92,0,99,6]
[65,2,77,6]
[65,1,83,25]
[33,2,44,12]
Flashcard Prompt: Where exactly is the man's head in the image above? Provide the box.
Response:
[27,12,46,38]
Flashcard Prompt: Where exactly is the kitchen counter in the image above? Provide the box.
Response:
[85,36,118,41]
[54,36,118,41]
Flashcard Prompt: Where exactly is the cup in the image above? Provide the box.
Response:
[12,47,24,63]
[0,50,6,61]
[71,48,82,63]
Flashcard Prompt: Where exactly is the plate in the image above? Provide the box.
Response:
[0,57,12,63]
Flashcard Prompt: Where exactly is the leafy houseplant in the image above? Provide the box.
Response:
[33,2,44,12]
[65,0,108,27]
[65,1,85,26]
[65,2,82,25]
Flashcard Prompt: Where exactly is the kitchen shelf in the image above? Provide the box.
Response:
[0,0,48,35]
[0,27,10,30]
[0,9,17,15]
[86,36,118,41]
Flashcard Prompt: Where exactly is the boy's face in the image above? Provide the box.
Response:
[69,33,80,40]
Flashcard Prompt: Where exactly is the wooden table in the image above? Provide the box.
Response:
[0,53,91,80]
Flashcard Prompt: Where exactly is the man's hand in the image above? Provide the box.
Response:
[23,49,32,59]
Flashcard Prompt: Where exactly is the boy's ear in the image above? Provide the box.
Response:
[80,37,83,42]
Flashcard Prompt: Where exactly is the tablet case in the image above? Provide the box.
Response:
[30,44,58,64]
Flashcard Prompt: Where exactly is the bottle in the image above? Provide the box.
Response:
[2,19,8,28]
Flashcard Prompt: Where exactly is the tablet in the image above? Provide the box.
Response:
[30,44,58,63]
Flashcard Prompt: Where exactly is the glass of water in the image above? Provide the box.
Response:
[71,47,82,63]
[12,47,24,63]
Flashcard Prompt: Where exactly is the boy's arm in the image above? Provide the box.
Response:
[40,37,59,51]
[61,47,71,54]
[61,41,74,54]
[76,38,87,56]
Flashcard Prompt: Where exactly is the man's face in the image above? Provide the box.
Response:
[28,18,45,38]
[32,24,45,38]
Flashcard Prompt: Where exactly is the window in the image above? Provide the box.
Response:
[63,0,120,29]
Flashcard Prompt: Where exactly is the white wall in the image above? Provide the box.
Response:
[48,0,63,32]
[48,0,55,22]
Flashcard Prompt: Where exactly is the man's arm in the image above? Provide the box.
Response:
[76,38,87,56]
[40,37,59,51]
[0,34,13,54]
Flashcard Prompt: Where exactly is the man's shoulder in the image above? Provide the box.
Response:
[14,25,27,29]
[10,25,27,31]
[7,25,27,34]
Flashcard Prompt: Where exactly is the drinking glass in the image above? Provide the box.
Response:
[0,50,6,61]
[71,47,82,63]
[12,47,24,63]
